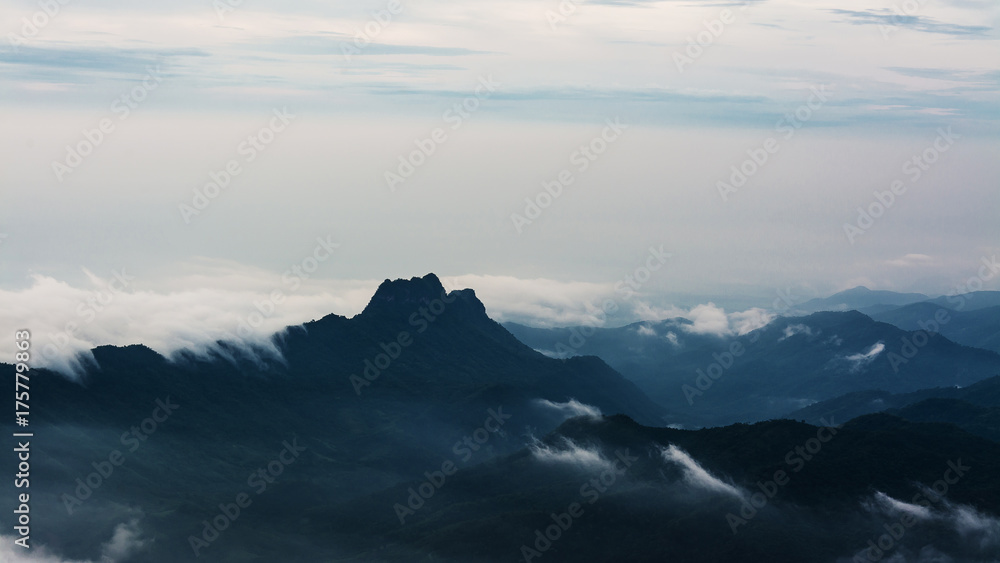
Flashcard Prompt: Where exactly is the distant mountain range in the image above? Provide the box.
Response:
[793,286,1000,315]
[506,310,1000,428]
[870,302,1000,354]
[4,275,1000,562]
[797,286,930,313]
[787,375,1000,440]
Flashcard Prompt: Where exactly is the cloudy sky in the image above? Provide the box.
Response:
[1,0,998,370]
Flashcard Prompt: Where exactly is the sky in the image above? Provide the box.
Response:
[0,0,998,372]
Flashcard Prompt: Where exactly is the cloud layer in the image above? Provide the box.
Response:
[0,267,789,378]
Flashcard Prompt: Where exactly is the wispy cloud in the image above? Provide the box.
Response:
[779,323,815,342]
[830,9,992,36]
[536,398,603,419]
[530,437,615,471]
[842,342,885,372]
[887,253,934,267]
[0,45,207,71]
[0,519,147,563]
[660,444,744,498]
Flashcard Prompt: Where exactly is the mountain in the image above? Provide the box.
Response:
[797,286,929,313]
[507,311,1000,428]
[922,290,1000,312]
[871,302,1000,354]
[309,413,1000,562]
[5,274,1000,562]
[887,399,1000,443]
[787,375,1000,434]
[0,274,665,563]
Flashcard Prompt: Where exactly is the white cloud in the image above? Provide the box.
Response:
[442,274,615,328]
[952,504,1000,549]
[659,445,743,499]
[632,302,687,323]
[843,342,885,372]
[99,520,148,562]
[0,542,90,563]
[674,305,777,338]
[681,303,731,337]
[0,519,147,563]
[2,267,789,379]
[729,308,775,336]
[636,324,657,337]
[862,491,1000,555]
[779,323,815,342]
[0,265,379,379]
[530,437,614,471]
[870,491,933,521]
[535,398,602,419]
[887,254,934,267]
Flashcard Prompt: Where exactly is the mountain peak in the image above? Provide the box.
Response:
[361,273,447,316]
[840,285,872,294]
[357,273,492,321]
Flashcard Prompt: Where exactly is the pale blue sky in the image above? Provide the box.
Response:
[1,0,999,369]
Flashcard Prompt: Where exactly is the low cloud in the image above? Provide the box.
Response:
[1,268,786,380]
[530,437,614,471]
[848,491,1000,560]
[869,491,934,521]
[676,305,775,338]
[100,520,148,562]
[842,342,885,372]
[682,304,731,336]
[729,308,775,336]
[659,445,743,499]
[636,324,657,337]
[0,519,147,563]
[779,323,815,342]
[442,274,616,328]
[536,398,602,419]
[0,263,379,379]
